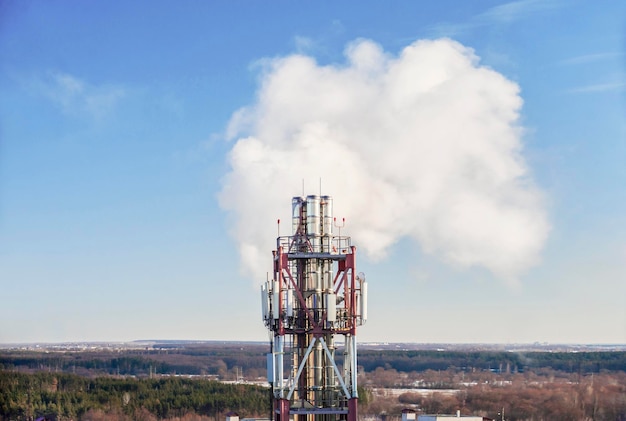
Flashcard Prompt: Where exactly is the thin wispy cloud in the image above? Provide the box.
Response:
[557,51,625,94]
[29,71,126,119]
[424,22,474,39]
[560,52,624,66]
[291,20,347,58]
[293,36,315,54]
[427,0,561,37]
[479,0,561,24]
[567,82,626,94]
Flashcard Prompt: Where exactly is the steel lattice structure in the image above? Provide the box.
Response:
[262,195,367,421]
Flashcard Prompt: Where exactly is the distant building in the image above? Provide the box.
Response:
[418,416,492,421]
[225,411,239,421]
[417,411,492,421]
[402,408,417,421]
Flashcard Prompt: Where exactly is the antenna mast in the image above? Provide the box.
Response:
[261,194,368,421]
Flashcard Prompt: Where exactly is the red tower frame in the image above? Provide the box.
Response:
[261,195,367,421]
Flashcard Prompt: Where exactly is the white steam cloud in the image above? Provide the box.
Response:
[219,38,549,284]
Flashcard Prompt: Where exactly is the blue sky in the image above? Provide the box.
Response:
[1,1,625,344]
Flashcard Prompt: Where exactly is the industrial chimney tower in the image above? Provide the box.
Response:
[262,195,368,421]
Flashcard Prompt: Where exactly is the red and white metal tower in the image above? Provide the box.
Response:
[262,195,368,421]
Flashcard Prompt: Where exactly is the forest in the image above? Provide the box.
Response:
[0,371,269,421]
[1,344,625,420]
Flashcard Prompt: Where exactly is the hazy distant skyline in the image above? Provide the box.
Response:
[1,1,625,344]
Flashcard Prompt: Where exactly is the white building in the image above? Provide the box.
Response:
[418,413,491,421]
[402,408,417,421]
[225,412,239,421]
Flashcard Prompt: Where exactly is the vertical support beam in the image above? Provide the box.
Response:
[343,335,351,391]
[351,335,358,397]
[277,247,285,336]
[348,398,358,421]
[274,335,284,398]
[346,247,359,421]
[277,398,290,421]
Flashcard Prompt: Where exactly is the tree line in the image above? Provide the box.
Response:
[0,371,270,421]
[357,350,626,374]
[3,347,625,378]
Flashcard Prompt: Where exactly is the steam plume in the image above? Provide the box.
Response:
[219,38,549,284]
